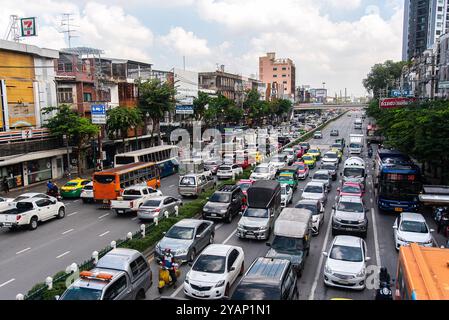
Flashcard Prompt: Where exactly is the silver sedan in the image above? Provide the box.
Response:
[137,196,182,221]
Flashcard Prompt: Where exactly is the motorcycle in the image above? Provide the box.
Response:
[375,268,393,300]
[47,188,63,202]
[368,148,373,158]
[158,262,181,294]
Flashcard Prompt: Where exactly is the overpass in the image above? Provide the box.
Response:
[293,103,367,110]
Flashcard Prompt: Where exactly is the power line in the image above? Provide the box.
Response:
[60,13,79,49]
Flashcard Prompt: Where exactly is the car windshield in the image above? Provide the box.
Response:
[313,174,328,180]
[13,196,29,202]
[16,202,34,213]
[142,200,162,207]
[332,144,342,149]
[232,284,280,300]
[64,182,79,187]
[238,183,252,192]
[243,208,269,218]
[344,168,364,178]
[337,201,364,213]
[205,161,218,166]
[342,185,361,194]
[210,193,231,203]
[165,226,195,240]
[304,185,322,193]
[83,185,94,190]
[400,220,428,233]
[309,149,319,154]
[325,153,338,159]
[180,177,195,186]
[321,164,336,170]
[349,143,362,148]
[192,255,226,274]
[123,189,143,196]
[219,166,232,171]
[330,245,363,262]
[271,235,305,253]
[60,286,102,300]
[303,156,313,161]
[295,203,318,215]
[271,157,284,162]
[255,167,269,173]
[278,175,293,181]
[297,165,306,170]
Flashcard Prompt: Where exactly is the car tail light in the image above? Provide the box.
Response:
[16,215,21,221]
[130,201,134,208]
[154,208,160,212]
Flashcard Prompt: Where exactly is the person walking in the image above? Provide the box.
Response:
[2,177,9,194]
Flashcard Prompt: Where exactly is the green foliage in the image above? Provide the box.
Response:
[193,91,210,121]
[362,60,408,98]
[106,106,142,142]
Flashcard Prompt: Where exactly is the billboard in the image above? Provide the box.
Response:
[20,17,37,37]
[379,97,417,109]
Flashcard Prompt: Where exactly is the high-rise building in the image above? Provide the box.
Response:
[403,0,449,61]
[259,52,296,101]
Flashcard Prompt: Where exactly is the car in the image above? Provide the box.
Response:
[178,173,216,198]
[204,159,223,175]
[155,219,215,263]
[313,131,323,139]
[184,244,245,300]
[301,181,327,206]
[281,184,293,207]
[59,249,152,300]
[60,178,91,198]
[12,192,56,203]
[330,129,339,136]
[335,138,346,148]
[269,155,288,170]
[311,170,332,191]
[111,186,163,214]
[300,142,310,153]
[0,196,14,210]
[203,185,245,223]
[393,212,434,250]
[282,148,296,164]
[231,257,299,300]
[295,199,325,235]
[337,182,364,198]
[302,154,317,169]
[332,196,368,238]
[137,196,182,221]
[320,162,338,181]
[323,235,370,290]
[307,148,321,161]
[250,163,276,181]
[322,151,340,165]
[236,179,255,197]
[80,181,94,203]
[277,170,298,190]
[217,164,243,180]
[294,162,310,180]
[293,145,305,159]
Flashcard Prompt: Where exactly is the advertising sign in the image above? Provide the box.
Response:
[175,105,194,115]
[20,18,37,37]
[379,97,417,109]
[91,104,106,124]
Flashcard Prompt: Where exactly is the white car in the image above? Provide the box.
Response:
[322,151,340,166]
[0,197,66,230]
[295,199,324,235]
[301,181,327,206]
[80,182,94,203]
[323,235,370,290]
[0,196,14,210]
[269,155,287,170]
[283,148,296,164]
[311,170,332,191]
[217,164,243,180]
[12,192,57,203]
[281,184,293,207]
[250,163,276,181]
[393,212,434,250]
[184,244,245,299]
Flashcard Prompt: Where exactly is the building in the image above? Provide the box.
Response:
[309,88,328,103]
[438,32,449,97]
[259,52,296,101]
[403,0,449,61]
[198,68,243,102]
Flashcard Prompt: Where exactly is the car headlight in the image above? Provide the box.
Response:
[184,275,190,284]
[220,209,228,213]
[238,223,244,229]
[312,216,319,222]
[334,217,342,223]
[203,208,209,212]
[155,244,162,253]
[324,264,332,274]
[176,248,189,255]
[356,268,366,278]
[397,236,407,242]
[215,280,226,288]
[259,226,268,231]
[358,219,366,224]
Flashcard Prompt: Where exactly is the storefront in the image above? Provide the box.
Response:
[27,157,53,184]
[0,163,23,191]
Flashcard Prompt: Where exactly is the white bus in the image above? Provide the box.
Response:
[114,145,179,178]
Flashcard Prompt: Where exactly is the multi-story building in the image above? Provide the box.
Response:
[437,32,449,97]
[198,68,243,102]
[259,52,296,101]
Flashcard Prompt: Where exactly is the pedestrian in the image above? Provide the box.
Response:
[2,176,9,194]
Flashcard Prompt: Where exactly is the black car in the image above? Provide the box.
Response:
[278,136,291,147]
[231,257,299,300]
[202,185,244,223]
[330,129,339,136]
[299,142,310,153]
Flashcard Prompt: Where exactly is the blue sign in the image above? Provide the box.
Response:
[176,105,194,114]
[91,105,106,115]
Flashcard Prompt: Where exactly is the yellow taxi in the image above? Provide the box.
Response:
[307,147,321,160]
[61,178,91,198]
[302,153,317,169]
[331,147,343,161]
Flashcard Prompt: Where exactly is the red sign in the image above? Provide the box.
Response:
[379,97,417,109]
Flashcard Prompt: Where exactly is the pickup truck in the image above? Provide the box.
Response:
[110,186,162,215]
[0,198,66,230]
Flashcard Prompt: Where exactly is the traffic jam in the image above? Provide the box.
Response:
[0,108,448,301]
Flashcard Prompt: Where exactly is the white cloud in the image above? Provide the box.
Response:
[159,27,211,57]
[327,0,362,10]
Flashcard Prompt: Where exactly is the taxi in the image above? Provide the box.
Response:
[307,147,321,161]
[302,154,317,169]
[331,147,343,161]
[61,178,91,198]
[277,171,298,190]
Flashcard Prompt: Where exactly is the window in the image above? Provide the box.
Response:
[58,88,73,103]
[282,74,287,77]
[196,223,208,236]
[282,67,286,70]
[273,75,277,78]
[227,249,239,271]
[103,275,128,300]
[130,256,148,278]
[36,199,50,207]
[273,67,278,71]
[83,93,92,102]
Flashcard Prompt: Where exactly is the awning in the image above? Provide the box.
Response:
[0,148,71,167]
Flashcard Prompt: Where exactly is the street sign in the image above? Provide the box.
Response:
[21,129,33,139]
[439,81,449,89]
[91,104,106,124]
[175,105,194,115]
[20,17,37,37]
[379,97,417,109]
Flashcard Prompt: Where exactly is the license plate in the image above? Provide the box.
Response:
[246,231,254,235]
[210,213,217,217]
[395,207,403,212]
[195,291,205,297]
[118,210,124,214]
[3,223,12,226]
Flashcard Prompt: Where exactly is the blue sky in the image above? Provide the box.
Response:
[0,0,404,96]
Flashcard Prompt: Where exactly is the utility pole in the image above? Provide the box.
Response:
[4,15,21,42]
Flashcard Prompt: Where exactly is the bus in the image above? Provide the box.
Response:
[114,145,179,178]
[93,162,161,201]
[395,243,449,300]
[374,149,422,213]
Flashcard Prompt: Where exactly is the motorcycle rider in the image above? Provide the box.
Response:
[375,267,392,300]
[162,249,177,285]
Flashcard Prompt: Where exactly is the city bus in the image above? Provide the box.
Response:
[114,145,179,178]
[93,162,161,201]
[395,243,449,300]
[374,149,422,213]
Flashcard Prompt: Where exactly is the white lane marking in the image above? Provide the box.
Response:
[62,228,74,235]
[98,213,110,219]
[308,208,333,300]
[68,211,78,217]
[131,217,138,221]
[214,223,224,231]
[0,278,15,288]
[168,185,175,188]
[223,229,237,244]
[170,282,184,297]
[334,196,338,201]
[16,247,31,255]
[371,208,382,267]
[370,198,373,203]
[74,200,80,203]
[56,251,71,259]
[99,231,110,237]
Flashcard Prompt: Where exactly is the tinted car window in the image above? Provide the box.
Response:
[103,275,128,300]
[227,249,239,270]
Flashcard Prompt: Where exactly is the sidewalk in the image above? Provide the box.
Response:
[2,170,95,199]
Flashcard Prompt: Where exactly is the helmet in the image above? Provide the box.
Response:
[164,248,171,254]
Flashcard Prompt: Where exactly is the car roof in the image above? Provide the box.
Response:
[400,212,426,222]
[242,257,290,285]
[18,193,46,197]
[306,181,325,187]
[96,248,141,271]
[16,198,37,204]
[174,219,207,228]
[314,170,330,175]
[72,268,125,291]
[297,199,319,205]
[339,196,363,203]
[333,235,362,248]
[202,244,235,256]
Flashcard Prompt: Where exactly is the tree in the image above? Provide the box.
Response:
[192,91,210,121]
[106,106,143,152]
[363,60,408,98]
[138,79,176,145]
[43,105,99,175]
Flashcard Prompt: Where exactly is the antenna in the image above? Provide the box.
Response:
[60,13,79,48]
[4,15,21,42]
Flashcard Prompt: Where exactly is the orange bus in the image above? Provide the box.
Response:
[395,243,449,300]
[93,162,161,202]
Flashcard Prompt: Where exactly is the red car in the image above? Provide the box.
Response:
[237,179,255,210]
[337,182,364,198]
[293,161,309,180]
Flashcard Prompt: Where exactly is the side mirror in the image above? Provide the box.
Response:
[322,252,328,257]
[365,257,371,262]
[55,295,60,300]
[332,205,336,210]
[430,229,435,233]
[340,172,343,176]
[162,231,167,235]
[392,225,398,230]
[230,266,236,272]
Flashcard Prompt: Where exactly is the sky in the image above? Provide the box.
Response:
[0,0,404,97]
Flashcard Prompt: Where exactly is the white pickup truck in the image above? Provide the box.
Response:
[110,185,162,215]
[0,198,66,230]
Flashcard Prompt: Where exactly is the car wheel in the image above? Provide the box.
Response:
[57,207,65,219]
[135,290,146,300]
[29,217,38,230]
[82,198,88,204]
[239,262,245,276]
[331,229,337,236]
[226,213,233,224]
[224,284,230,297]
